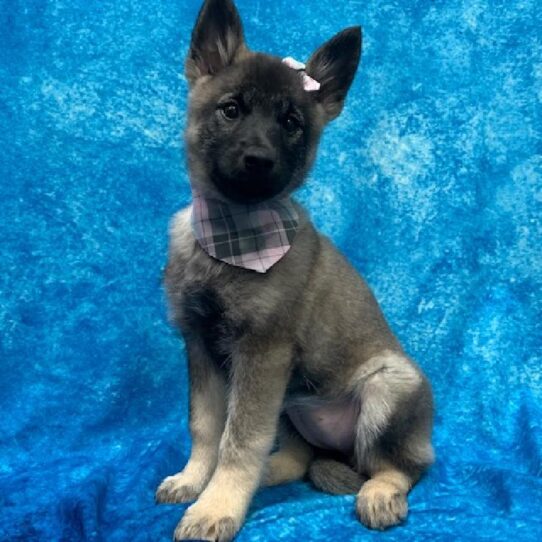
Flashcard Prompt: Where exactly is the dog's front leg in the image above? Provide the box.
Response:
[156,338,226,504]
[175,339,292,542]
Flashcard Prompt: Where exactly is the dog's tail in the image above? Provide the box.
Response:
[308,455,366,495]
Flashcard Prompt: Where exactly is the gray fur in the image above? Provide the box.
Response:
[309,456,367,495]
[158,1,434,540]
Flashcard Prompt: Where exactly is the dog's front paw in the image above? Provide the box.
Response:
[155,472,204,504]
[174,500,240,542]
[356,479,408,530]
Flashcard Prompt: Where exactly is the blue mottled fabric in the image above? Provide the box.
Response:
[1,0,541,540]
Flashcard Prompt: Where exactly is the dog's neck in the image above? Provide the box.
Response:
[190,189,299,273]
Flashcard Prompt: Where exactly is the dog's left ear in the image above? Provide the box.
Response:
[185,0,247,86]
[306,27,362,122]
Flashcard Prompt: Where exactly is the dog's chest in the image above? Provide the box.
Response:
[179,286,237,366]
[168,206,260,362]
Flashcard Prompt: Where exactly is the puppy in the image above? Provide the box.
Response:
[156,1,434,540]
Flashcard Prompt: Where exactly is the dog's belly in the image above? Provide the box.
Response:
[285,398,359,454]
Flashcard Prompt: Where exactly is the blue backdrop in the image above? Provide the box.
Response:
[1,0,541,540]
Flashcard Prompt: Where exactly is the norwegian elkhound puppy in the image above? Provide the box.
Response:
[156,0,434,540]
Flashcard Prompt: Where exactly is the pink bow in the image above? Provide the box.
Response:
[282,56,321,92]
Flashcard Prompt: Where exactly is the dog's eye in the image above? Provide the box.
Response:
[283,114,301,134]
[220,102,240,120]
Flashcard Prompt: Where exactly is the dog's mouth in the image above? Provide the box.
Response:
[211,170,288,204]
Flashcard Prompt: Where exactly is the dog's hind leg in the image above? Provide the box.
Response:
[262,417,314,487]
[351,350,434,530]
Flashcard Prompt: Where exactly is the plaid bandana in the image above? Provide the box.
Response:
[191,191,299,273]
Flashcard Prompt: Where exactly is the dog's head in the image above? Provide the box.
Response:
[185,0,362,204]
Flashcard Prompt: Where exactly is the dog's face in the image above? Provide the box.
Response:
[185,0,362,204]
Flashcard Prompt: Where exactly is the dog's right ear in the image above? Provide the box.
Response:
[185,0,247,85]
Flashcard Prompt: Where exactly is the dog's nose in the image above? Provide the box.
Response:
[243,150,275,175]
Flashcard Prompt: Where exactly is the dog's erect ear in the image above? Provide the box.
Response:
[306,27,362,122]
[185,0,247,85]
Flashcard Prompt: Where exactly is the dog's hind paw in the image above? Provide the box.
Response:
[356,479,408,530]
